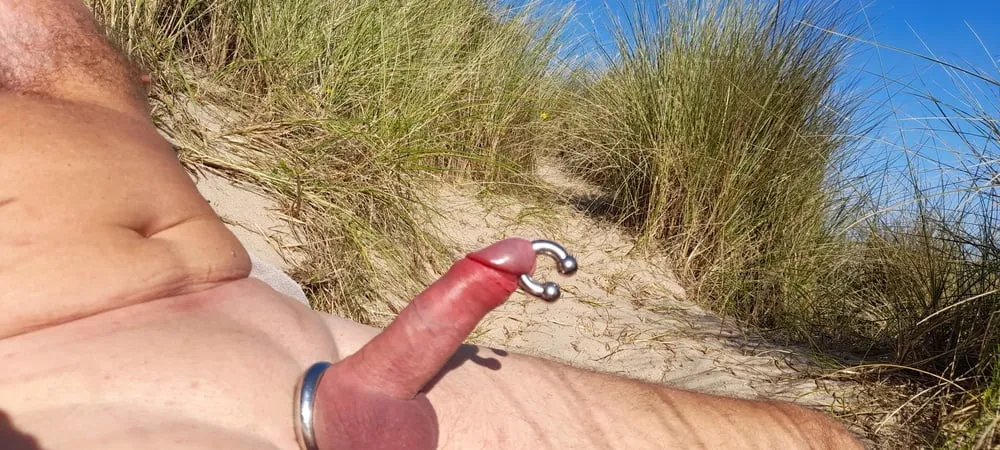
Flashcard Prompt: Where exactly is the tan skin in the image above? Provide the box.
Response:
[0,1,863,449]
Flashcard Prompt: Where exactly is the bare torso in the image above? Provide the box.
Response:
[0,279,345,450]
[0,94,364,449]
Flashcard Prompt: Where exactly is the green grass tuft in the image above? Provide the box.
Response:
[557,0,863,329]
[87,0,567,323]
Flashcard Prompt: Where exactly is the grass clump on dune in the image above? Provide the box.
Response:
[558,0,862,328]
[862,61,1000,446]
[87,0,565,323]
[91,0,564,184]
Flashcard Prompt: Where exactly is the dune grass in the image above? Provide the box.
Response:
[881,60,1000,447]
[92,0,565,183]
[87,0,565,323]
[557,0,863,330]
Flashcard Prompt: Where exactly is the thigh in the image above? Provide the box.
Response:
[0,94,250,338]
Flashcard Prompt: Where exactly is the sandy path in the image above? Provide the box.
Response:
[420,167,855,412]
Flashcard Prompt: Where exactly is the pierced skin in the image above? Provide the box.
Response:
[466,238,536,275]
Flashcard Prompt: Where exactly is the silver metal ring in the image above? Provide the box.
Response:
[295,361,332,450]
[518,240,579,302]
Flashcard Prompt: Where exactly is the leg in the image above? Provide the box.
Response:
[321,310,862,449]
[0,0,250,338]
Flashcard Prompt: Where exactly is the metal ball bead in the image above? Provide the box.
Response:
[557,256,579,275]
[541,283,561,302]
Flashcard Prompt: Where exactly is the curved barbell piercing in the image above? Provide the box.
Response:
[518,240,579,302]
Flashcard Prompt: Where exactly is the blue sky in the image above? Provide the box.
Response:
[840,0,999,159]
[559,0,1000,203]
[565,1,999,93]
[565,0,999,119]
[838,0,999,202]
